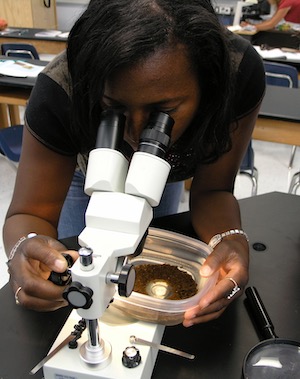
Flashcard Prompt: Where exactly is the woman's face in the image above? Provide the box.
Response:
[102,44,201,151]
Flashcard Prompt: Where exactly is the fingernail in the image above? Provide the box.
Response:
[184,321,194,328]
[200,265,212,276]
[54,259,66,271]
[185,313,197,321]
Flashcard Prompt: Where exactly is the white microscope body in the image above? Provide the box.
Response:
[43,110,174,379]
[233,0,258,26]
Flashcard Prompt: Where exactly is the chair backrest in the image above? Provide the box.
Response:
[0,125,23,162]
[263,62,298,88]
[1,43,39,60]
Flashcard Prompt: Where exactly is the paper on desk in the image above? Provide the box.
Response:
[35,30,62,37]
[253,46,286,59]
[0,60,45,78]
[0,28,21,35]
[57,32,69,38]
[283,51,300,61]
[253,45,300,61]
[227,25,256,33]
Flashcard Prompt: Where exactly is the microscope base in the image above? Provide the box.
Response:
[43,307,165,379]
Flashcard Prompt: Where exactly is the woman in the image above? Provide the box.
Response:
[242,0,300,31]
[3,0,265,327]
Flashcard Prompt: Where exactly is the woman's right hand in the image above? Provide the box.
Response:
[7,234,79,311]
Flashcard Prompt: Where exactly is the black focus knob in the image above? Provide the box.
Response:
[118,264,136,297]
[122,346,141,368]
[63,281,93,309]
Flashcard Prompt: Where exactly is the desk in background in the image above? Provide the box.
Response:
[233,27,300,70]
[0,27,67,55]
[0,192,299,379]
[236,28,300,51]
[254,85,300,146]
[0,58,47,128]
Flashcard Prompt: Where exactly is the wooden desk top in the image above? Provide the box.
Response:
[253,85,300,146]
[254,117,300,146]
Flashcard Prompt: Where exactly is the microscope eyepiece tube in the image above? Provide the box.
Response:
[84,110,128,195]
[125,112,174,206]
[138,112,174,158]
[96,110,126,150]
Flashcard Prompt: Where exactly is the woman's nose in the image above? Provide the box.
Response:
[125,111,150,145]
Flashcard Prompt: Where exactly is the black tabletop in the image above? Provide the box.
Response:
[252,29,300,50]
[1,192,299,379]
[0,56,47,88]
[0,27,68,42]
[259,85,300,122]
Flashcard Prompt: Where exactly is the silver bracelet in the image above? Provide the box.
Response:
[6,233,37,265]
[208,229,249,249]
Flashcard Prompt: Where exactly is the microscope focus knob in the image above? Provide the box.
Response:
[122,346,141,368]
[118,264,136,297]
[63,281,93,309]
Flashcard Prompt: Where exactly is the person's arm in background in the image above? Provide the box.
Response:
[3,126,79,311]
[242,6,290,31]
[0,18,7,30]
[183,104,260,326]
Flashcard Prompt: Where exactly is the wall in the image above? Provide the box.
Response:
[56,0,238,31]
[55,1,271,31]
[56,0,88,31]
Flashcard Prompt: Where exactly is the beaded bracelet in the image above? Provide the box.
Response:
[208,229,249,249]
[6,233,37,266]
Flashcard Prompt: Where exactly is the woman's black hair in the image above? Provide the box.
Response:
[67,0,236,162]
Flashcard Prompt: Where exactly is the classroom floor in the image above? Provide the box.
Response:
[0,137,299,290]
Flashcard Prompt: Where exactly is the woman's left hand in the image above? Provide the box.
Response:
[183,238,249,327]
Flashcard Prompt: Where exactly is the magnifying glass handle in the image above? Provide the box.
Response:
[245,286,278,340]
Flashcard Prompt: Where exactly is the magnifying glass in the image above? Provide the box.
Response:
[243,286,300,379]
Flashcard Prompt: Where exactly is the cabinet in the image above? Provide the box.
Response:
[0,0,57,29]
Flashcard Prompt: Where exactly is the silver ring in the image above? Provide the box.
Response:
[15,286,22,305]
[225,277,240,300]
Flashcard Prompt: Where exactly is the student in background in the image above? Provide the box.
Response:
[242,0,300,31]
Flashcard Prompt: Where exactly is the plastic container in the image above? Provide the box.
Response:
[112,227,218,326]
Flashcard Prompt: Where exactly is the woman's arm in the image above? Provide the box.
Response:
[3,127,79,311]
[183,104,260,326]
[243,7,290,31]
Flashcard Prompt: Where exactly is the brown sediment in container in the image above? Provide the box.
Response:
[133,263,198,300]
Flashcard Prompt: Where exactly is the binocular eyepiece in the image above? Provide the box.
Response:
[97,110,174,158]
[138,112,174,158]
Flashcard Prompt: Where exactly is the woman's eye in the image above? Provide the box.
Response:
[155,107,177,114]
[101,102,125,112]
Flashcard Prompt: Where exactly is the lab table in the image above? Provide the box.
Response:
[254,85,300,146]
[237,28,300,50]
[0,57,47,127]
[0,191,299,378]
[0,27,67,55]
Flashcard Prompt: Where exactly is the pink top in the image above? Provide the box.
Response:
[279,0,300,23]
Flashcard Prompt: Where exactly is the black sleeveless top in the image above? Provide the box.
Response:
[25,32,265,182]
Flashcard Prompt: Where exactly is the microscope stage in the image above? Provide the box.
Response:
[43,306,165,379]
